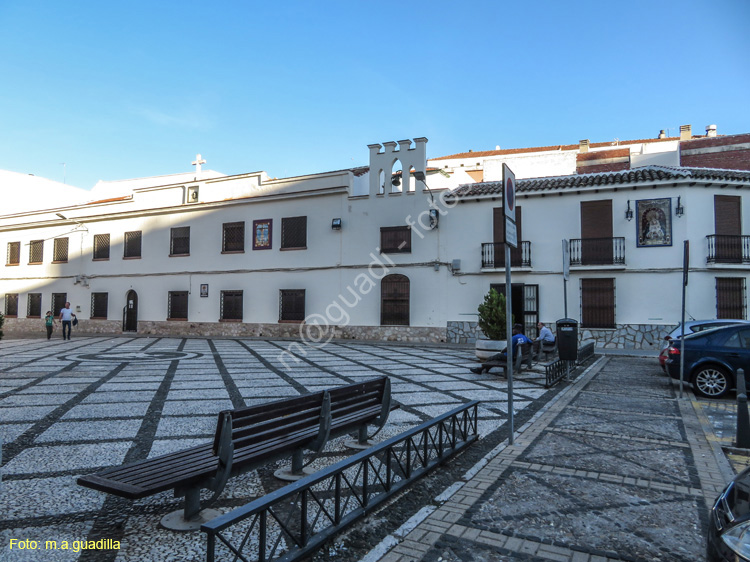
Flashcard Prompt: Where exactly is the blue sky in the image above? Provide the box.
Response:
[1,0,748,189]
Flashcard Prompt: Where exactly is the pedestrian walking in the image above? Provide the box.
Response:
[59,302,76,340]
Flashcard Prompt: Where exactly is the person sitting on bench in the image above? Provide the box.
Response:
[532,321,555,357]
[471,324,532,375]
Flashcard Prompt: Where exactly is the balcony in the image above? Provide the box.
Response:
[481,242,531,268]
[569,237,625,266]
[707,235,750,264]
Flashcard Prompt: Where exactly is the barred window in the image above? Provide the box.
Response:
[168,291,189,320]
[279,289,305,322]
[91,293,108,319]
[7,242,20,265]
[170,227,190,256]
[52,293,67,317]
[717,277,747,319]
[53,238,69,262]
[124,231,142,258]
[221,290,243,321]
[222,222,245,253]
[29,240,44,264]
[581,278,615,329]
[4,294,18,317]
[380,226,411,253]
[93,234,110,260]
[281,216,307,249]
[27,293,42,317]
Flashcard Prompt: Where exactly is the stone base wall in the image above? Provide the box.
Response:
[447,320,671,350]
[2,318,446,344]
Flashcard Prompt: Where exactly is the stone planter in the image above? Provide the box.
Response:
[475,338,506,361]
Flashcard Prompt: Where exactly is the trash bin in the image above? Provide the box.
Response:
[556,318,578,361]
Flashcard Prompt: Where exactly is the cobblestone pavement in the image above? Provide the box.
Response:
[0,336,560,561]
[365,355,735,562]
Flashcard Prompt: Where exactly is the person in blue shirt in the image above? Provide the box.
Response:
[471,324,533,375]
[59,302,76,340]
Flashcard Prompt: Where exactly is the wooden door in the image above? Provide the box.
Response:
[715,195,742,263]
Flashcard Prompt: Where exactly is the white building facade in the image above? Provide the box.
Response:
[1,127,749,349]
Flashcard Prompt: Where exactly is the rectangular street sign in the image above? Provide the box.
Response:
[505,216,517,248]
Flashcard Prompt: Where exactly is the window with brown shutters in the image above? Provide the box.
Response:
[381,274,410,326]
[716,277,746,319]
[168,291,189,320]
[91,293,108,319]
[4,294,18,317]
[124,231,142,258]
[580,200,614,265]
[380,226,411,253]
[52,293,67,316]
[221,290,243,321]
[581,278,615,328]
[93,234,110,260]
[170,227,190,256]
[7,241,20,265]
[222,222,245,253]
[53,238,69,263]
[491,206,523,266]
[279,289,305,322]
[281,216,307,249]
[29,240,43,264]
[27,293,42,317]
[714,195,742,263]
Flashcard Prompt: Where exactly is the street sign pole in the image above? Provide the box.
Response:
[562,240,570,319]
[680,240,689,398]
[502,164,517,444]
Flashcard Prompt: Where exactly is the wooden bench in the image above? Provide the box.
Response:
[480,344,526,375]
[77,376,395,530]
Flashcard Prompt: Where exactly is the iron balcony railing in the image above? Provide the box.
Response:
[707,235,750,264]
[481,241,531,268]
[569,237,625,266]
[202,401,479,562]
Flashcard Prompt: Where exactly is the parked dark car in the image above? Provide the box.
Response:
[658,320,750,371]
[665,324,750,398]
[708,466,750,561]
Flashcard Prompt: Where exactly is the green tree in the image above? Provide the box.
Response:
[477,288,510,341]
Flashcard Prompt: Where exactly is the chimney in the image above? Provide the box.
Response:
[706,124,718,137]
[680,124,692,141]
[579,139,589,153]
[658,130,666,139]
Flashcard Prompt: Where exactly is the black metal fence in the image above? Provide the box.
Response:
[544,341,596,388]
[201,401,479,562]
[707,235,750,264]
[481,241,531,268]
[569,237,625,266]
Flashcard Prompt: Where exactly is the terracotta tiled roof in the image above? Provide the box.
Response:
[576,148,630,162]
[431,136,686,161]
[446,166,750,198]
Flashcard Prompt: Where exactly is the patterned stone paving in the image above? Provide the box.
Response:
[0,336,555,561]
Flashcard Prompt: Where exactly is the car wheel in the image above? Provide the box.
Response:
[692,365,731,399]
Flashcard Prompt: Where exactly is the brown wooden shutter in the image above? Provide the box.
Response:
[581,200,613,265]
[715,195,741,235]
[581,200,613,238]
[581,278,615,328]
[493,208,504,244]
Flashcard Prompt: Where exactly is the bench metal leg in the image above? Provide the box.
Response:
[274,448,315,482]
[160,486,222,532]
[345,425,375,450]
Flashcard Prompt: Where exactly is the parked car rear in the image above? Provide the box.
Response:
[665,324,750,398]
[659,320,750,372]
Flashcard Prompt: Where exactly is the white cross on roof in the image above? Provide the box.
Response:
[192,154,206,173]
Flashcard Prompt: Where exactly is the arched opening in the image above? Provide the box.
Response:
[378,169,385,195]
[407,166,416,193]
[391,159,403,193]
[381,274,410,326]
[123,290,138,332]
